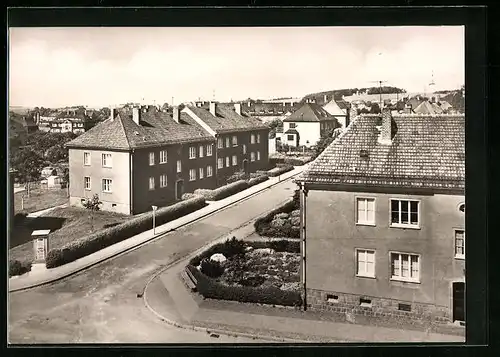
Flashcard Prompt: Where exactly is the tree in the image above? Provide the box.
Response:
[313,128,343,159]
[46,144,68,164]
[82,193,102,232]
[10,148,45,197]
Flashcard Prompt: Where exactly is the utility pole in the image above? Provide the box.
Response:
[369,80,387,108]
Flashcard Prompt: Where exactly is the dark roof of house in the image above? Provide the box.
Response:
[186,104,269,134]
[299,114,465,190]
[283,103,337,123]
[66,109,213,150]
[336,100,350,111]
[284,129,299,135]
[414,101,444,115]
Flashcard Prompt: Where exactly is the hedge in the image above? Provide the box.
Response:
[190,236,246,267]
[9,259,32,277]
[186,238,302,307]
[45,196,207,268]
[247,174,269,187]
[195,180,249,201]
[267,165,294,177]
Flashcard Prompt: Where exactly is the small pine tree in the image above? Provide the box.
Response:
[82,193,102,232]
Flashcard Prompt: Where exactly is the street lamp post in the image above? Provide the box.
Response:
[152,205,158,235]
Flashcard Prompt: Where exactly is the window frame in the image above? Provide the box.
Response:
[356,197,376,226]
[199,167,204,179]
[217,137,223,149]
[83,152,91,166]
[257,151,261,161]
[355,248,376,278]
[206,144,213,156]
[389,198,421,229]
[250,134,255,144]
[189,168,197,181]
[287,134,294,141]
[257,133,261,143]
[102,178,112,193]
[225,137,231,148]
[199,145,204,158]
[454,229,465,260]
[217,158,224,169]
[243,144,247,155]
[101,153,112,168]
[207,165,213,177]
[289,123,297,129]
[160,174,167,188]
[232,135,238,147]
[149,176,155,190]
[176,160,182,173]
[250,152,256,162]
[159,150,167,164]
[149,152,155,166]
[225,156,230,167]
[84,176,91,190]
[189,146,196,160]
[232,155,238,166]
[389,251,421,283]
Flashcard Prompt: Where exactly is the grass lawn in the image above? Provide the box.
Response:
[9,206,130,264]
[14,187,69,214]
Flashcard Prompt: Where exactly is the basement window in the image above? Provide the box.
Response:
[80,198,86,203]
[398,303,412,312]
[326,294,339,303]
[359,298,372,308]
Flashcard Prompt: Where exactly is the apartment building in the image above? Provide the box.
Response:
[296,109,465,323]
[183,102,270,185]
[66,106,216,214]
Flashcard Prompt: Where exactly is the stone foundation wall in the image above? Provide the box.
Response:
[306,288,450,323]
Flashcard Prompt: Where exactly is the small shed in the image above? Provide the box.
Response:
[47,175,62,189]
[32,229,50,263]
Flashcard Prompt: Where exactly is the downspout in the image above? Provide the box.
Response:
[130,149,134,215]
[300,182,308,311]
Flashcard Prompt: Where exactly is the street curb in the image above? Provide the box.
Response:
[9,168,304,293]
[142,226,306,344]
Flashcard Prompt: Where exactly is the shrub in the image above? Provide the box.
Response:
[190,236,247,267]
[187,264,302,307]
[196,180,250,201]
[268,239,300,253]
[193,189,215,200]
[9,259,32,277]
[283,157,312,166]
[13,212,28,226]
[248,175,269,187]
[227,169,249,184]
[267,165,294,177]
[45,248,65,268]
[200,258,225,278]
[46,197,207,268]
[254,199,296,235]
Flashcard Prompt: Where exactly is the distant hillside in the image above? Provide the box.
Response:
[303,86,406,105]
[9,106,32,115]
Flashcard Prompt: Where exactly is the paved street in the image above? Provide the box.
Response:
[8,177,298,344]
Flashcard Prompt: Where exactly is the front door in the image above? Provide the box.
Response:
[452,282,465,323]
[242,160,249,174]
[176,180,184,200]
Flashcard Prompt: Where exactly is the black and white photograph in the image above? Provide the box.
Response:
[8,19,469,345]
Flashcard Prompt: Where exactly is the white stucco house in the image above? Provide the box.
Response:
[322,99,350,128]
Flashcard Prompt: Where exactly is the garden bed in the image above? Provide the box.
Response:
[254,189,301,238]
[187,238,302,307]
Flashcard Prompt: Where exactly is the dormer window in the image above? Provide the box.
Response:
[359,149,369,159]
[458,203,465,213]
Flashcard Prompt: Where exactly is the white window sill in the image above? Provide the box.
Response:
[159,162,167,164]
[84,164,90,166]
[356,274,376,279]
[102,166,112,169]
[390,223,421,230]
[455,255,465,260]
[356,221,376,227]
[102,191,112,194]
[390,277,420,284]
[189,179,196,182]
[85,188,91,191]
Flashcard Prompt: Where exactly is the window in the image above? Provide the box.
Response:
[149,152,155,166]
[390,252,420,283]
[199,167,204,179]
[232,155,238,166]
[189,169,196,181]
[250,152,256,162]
[102,178,112,193]
[257,133,261,143]
[218,158,224,169]
[225,156,230,167]
[199,145,204,158]
[189,147,196,159]
[83,152,91,166]
[207,165,213,177]
[289,123,297,129]
[257,151,261,161]
[176,160,182,173]
[225,137,230,148]
[149,177,155,190]
[217,137,223,149]
[356,249,375,278]
[102,153,112,168]
[232,135,238,146]
[159,174,167,188]
[458,203,465,213]
[287,134,294,141]
[243,144,247,154]
[390,199,420,227]
[84,176,91,190]
[356,198,375,225]
[206,144,213,156]
[251,134,256,144]
[455,230,465,259]
[159,150,167,164]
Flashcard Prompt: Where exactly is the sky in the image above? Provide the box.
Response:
[9,26,464,108]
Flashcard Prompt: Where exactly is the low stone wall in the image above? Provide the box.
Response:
[306,288,450,323]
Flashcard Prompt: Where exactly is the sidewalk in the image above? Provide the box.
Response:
[144,240,466,344]
[9,165,307,293]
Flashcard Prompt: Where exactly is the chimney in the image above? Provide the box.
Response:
[324,94,328,103]
[172,106,180,123]
[349,105,358,121]
[404,104,412,114]
[132,106,140,125]
[378,108,396,145]
[209,102,217,116]
[234,103,242,115]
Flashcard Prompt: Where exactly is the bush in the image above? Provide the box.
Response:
[46,196,207,268]
[190,236,247,267]
[269,239,300,253]
[187,264,302,307]
[254,199,296,235]
[267,165,294,177]
[9,259,32,277]
[200,258,225,278]
[247,175,269,187]
[227,170,249,184]
[195,180,250,201]
[283,157,312,166]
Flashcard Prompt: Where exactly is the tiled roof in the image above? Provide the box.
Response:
[299,114,465,190]
[323,99,348,117]
[283,103,337,123]
[284,129,299,135]
[414,101,444,115]
[187,104,269,134]
[66,109,213,150]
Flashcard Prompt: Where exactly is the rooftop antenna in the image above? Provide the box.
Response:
[429,70,436,87]
[369,80,387,107]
